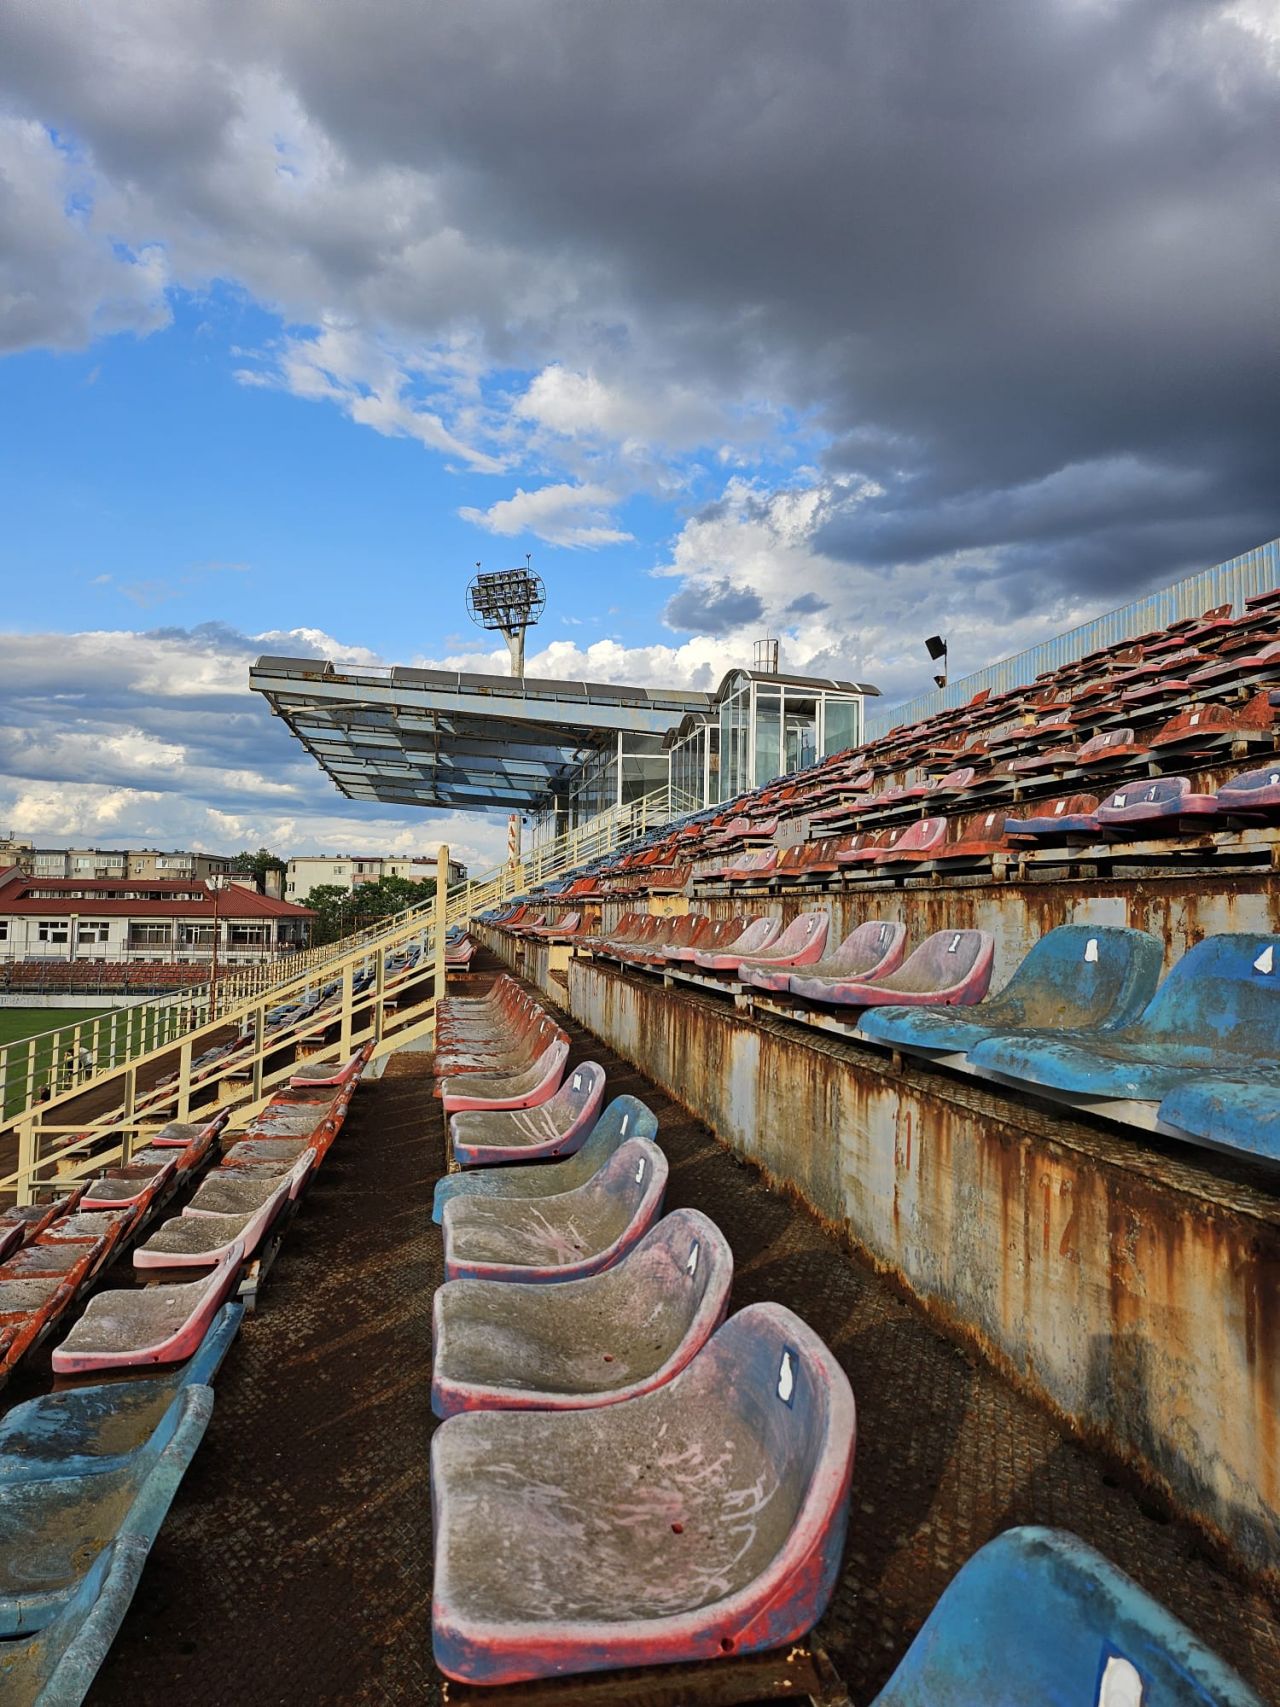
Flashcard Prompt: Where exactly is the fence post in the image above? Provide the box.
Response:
[339,961,355,1058]
[176,1035,193,1122]
[15,1116,37,1208]
[434,845,450,1015]
[121,1064,136,1166]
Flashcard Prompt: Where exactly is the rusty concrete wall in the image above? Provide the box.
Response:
[479,922,1280,1584]
[603,870,1280,979]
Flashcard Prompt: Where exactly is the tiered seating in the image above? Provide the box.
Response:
[427,975,857,1685]
[790,928,994,1010]
[0,1038,376,1700]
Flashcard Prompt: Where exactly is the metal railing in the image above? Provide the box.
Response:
[0,784,678,1200]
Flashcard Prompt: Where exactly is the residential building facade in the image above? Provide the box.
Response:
[285,853,467,901]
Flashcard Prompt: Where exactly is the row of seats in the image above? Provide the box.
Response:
[429,975,855,1684]
[0,1046,372,1702]
[501,594,1280,913]
[0,962,212,994]
[561,912,1280,1162]
[425,971,1261,1701]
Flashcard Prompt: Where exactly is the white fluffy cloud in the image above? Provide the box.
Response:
[459,483,633,548]
[0,624,506,873]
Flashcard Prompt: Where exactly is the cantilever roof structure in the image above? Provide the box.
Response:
[249,656,713,812]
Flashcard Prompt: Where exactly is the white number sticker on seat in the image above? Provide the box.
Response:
[777,1350,795,1403]
[620,1114,630,1135]
[572,1072,582,1091]
[635,1157,646,1183]
[948,933,962,952]
[1255,945,1274,974]
[686,1241,700,1277]
[1085,938,1099,963]
[1098,1654,1143,1706]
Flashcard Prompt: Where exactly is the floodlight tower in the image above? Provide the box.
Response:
[466,556,546,677]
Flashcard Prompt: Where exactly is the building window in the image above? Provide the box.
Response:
[128,923,172,947]
[78,920,111,944]
[37,920,70,944]
[0,922,8,942]
[229,923,269,946]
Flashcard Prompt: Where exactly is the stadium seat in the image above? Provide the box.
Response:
[449,1061,607,1167]
[626,914,715,966]
[732,911,829,977]
[441,1137,667,1283]
[1004,793,1101,842]
[1073,727,1149,768]
[433,1095,658,1224]
[133,1154,311,1269]
[1157,1079,1280,1162]
[1216,765,1280,816]
[0,1385,212,1635]
[438,1037,571,1114]
[0,1304,242,1480]
[741,920,907,995]
[872,816,947,869]
[666,916,745,961]
[52,1243,244,1375]
[790,929,994,1009]
[431,1208,731,1418]
[78,1156,178,1213]
[288,1049,367,1089]
[869,1526,1261,1706]
[430,1302,855,1685]
[968,933,1280,1104]
[858,925,1163,1056]
[691,916,782,970]
[1096,776,1219,830]
[0,1535,152,1705]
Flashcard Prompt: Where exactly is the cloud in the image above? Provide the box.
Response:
[0,623,507,872]
[0,0,1276,702]
[664,576,765,637]
[460,483,633,548]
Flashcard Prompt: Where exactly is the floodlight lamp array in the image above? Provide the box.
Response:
[467,568,546,633]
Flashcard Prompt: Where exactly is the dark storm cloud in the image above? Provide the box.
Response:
[664,578,765,636]
[0,0,1277,625]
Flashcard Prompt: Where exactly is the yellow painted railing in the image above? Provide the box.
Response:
[0,781,683,1171]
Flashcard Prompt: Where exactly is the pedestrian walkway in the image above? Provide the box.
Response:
[84,957,1280,1703]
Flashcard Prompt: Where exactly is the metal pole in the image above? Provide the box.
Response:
[433,844,449,1013]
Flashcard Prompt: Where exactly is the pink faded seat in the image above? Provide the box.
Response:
[1096,776,1219,829]
[52,1242,244,1374]
[691,916,781,971]
[133,1152,312,1269]
[439,1038,571,1115]
[666,916,745,962]
[1217,764,1280,816]
[741,920,907,994]
[288,1048,367,1090]
[449,1062,607,1168]
[790,929,995,1009]
[873,816,947,866]
[430,1302,855,1685]
[733,911,829,977]
[78,1155,177,1213]
[434,1012,564,1076]
[442,1137,667,1283]
[431,1208,731,1418]
[148,1112,229,1150]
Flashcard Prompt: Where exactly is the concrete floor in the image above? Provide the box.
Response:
[82,959,1280,1704]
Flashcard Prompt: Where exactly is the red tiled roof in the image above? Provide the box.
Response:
[0,876,314,919]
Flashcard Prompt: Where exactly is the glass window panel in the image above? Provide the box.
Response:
[822,695,861,757]
[754,685,782,786]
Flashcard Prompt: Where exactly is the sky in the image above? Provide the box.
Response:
[1,0,1277,874]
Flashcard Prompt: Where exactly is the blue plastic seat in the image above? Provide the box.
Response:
[0,1535,151,1707]
[0,1305,241,1482]
[432,1095,658,1224]
[871,1526,1262,1705]
[968,934,1280,1104]
[1157,1078,1280,1162]
[859,925,1162,1058]
[0,1385,211,1634]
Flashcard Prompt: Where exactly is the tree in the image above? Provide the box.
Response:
[230,847,287,880]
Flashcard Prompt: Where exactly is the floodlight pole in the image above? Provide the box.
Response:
[502,626,527,678]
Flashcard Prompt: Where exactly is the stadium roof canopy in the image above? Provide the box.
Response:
[249,655,714,812]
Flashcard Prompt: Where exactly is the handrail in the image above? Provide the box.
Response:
[0,782,682,1135]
